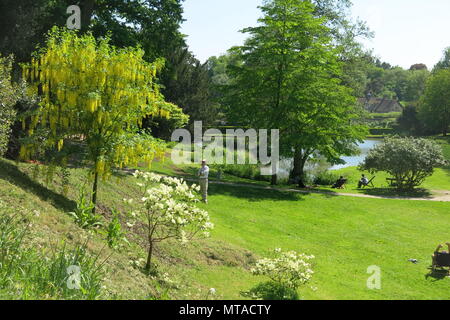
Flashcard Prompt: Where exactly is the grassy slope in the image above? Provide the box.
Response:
[0,158,256,300]
[0,136,449,300]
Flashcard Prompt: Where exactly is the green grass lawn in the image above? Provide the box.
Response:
[197,184,450,300]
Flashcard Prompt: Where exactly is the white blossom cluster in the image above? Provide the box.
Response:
[125,171,214,243]
[251,249,314,290]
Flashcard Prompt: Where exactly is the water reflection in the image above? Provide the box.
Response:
[330,139,382,170]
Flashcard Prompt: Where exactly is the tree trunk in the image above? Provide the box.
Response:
[145,241,154,274]
[80,0,95,32]
[291,149,307,188]
[271,174,277,186]
[91,171,99,214]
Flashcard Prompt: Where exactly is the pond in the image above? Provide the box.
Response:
[329,139,383,171]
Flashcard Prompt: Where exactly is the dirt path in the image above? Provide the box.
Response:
[201,180,450,202]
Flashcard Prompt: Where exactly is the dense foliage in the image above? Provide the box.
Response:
[365,63,429,102]
[419,68,450,136]
[0,0,216,134]
[0,0,186,65]
[0,56,18,156]
[396,105,423,136]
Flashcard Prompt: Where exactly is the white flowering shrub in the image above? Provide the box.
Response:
[125,171,214,274]
[360,136,448,189]
[244,249,314,300]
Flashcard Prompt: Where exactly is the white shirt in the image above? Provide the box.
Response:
[198,165,210,179]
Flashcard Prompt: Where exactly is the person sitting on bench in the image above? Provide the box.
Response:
[358,174,369,188]
[332,176,347,189]
[432,243,450,269]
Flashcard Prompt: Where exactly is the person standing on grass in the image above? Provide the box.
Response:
[198,160,209,203]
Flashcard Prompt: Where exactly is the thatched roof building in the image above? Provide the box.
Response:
[358,97,403,113]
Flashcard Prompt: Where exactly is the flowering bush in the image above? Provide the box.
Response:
[125,171,214,273]
[245,249,314,300]
[360,136,448,189]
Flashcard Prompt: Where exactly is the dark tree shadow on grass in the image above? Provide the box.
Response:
[425,267,450,282]
[209,183,307,202]
[290,187,341,199]
[354,187,433,199]
[0,159,76,212]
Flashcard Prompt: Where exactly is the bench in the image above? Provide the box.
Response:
[386,178,408,187]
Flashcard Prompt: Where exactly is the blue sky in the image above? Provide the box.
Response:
[180,0,450,69]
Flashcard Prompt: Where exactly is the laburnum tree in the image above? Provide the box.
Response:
[20,28,188,212]
[225,0,366,186]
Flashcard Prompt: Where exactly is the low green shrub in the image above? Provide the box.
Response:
[241,281,299,300]
[0,209,106,299]
[102,210,129,250]
[221,163,271,182]
[69,186,103,229]
[313,171,340,186]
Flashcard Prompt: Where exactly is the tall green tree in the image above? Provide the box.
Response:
[433,47,450,72]
[396,105,423,136]
[206,52,243,125]
[159,48,219,131]
[225,0,366,186]
[0,0,186,65]
[419,69,450,136]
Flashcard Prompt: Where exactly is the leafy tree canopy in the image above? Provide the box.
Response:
[419,68,450,136]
